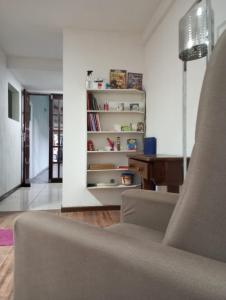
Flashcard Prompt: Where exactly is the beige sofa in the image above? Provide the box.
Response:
[14,30,226,300]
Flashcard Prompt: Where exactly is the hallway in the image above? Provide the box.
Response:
[0,183,62,212]
[30,168,49,184]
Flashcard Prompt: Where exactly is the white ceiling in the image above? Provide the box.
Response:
[0,0,164,91]
[10,68,63,92]
[0,0,163,59]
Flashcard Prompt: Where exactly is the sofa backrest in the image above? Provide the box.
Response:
[163,30,226,263]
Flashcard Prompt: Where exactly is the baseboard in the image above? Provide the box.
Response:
[0,184,22,202]
[21,182,31,187]
[61,205,120,212]
[49,178,62,183]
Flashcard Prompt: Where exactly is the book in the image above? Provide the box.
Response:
[87,113,93,131]
[90,114,95,131]
[87,93,91,110]
[110,70,127,89]
[87,113,101,131]
[87,94,99,110]
[127,73,143,90]
[95,113,101,131]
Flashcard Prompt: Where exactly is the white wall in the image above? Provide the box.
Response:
[63,1,226,207]
[0,48,22,197]
[63,29,144,207]
[29,95,49,178]
[144,0,226,156]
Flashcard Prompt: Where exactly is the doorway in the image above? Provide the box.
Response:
[49,94,63,182]
[22,92,63,185]
[30,94,49,183]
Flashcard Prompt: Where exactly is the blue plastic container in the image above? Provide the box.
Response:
[144,137,157,155]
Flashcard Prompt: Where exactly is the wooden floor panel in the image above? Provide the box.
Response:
[0,210,120,300]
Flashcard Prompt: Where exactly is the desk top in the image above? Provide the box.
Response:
[128,153,184,162]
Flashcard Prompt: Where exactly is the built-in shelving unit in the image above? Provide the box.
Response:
[87,88,144,94]
[87,110,144,114]
[86,88,145,192]
[87,184,141,190]
[88,131,144,134]
[87,168,129,172]
[87,150,138,154]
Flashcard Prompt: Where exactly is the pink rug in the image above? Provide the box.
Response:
[0,229,14,246]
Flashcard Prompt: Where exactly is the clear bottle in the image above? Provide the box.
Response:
[86,71,93,89]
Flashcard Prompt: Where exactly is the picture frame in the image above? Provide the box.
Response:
[127,72,143,90]
[127,138,137,150]
[110,69,127,89]
[137,122,144,132]
[130,103,140,111]
[117,103,125,111]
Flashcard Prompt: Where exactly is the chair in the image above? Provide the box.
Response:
[14,30,226,300]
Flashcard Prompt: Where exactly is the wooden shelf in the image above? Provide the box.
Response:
[87,184,141,190]
[87,168,129,172]
[87,89,145,94]
[87,150,137,154]
[87,110,144,114]
[86,87,145,201]
[87,131,144,134]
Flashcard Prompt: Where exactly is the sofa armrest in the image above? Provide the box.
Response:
[121,189,178,232]
[14,212,226,300]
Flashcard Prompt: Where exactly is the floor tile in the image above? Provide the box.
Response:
[0,183,62,212]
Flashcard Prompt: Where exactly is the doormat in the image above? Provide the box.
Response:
[0,229,14,246]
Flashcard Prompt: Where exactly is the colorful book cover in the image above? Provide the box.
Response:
[96,113,101,131]
[127,73,143,90]
[110,70,127,89]
[90,114,95,131]
[87,93,91,110]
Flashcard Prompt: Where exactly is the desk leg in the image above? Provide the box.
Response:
[142,178,156,190]
[167,185,179,193]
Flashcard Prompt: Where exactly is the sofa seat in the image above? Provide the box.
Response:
[106,223,164,243]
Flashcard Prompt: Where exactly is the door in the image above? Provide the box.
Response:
[49,94,63,182]
[22,89,31,186]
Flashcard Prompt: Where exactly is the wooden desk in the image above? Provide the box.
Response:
[128,154,185,193]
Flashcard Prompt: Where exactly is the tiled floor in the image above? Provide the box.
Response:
[30,168,49,184]
[0,168,62,212]
[0,183,62,212]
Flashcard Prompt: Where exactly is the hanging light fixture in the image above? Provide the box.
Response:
[179,0,214,178]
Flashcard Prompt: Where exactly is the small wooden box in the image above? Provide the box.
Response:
[89,163,115,170]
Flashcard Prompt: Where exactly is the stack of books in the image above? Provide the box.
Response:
[87,94,100,110]
[87,113,101,131]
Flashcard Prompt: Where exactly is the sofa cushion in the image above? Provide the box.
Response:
[164,30,226,263]
[106,223,164,243]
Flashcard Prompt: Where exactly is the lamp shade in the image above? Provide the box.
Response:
[179,0,212,61]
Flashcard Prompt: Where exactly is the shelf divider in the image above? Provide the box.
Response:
[87,184,141,190]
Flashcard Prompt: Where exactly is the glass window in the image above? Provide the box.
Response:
[8,83,19,121]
